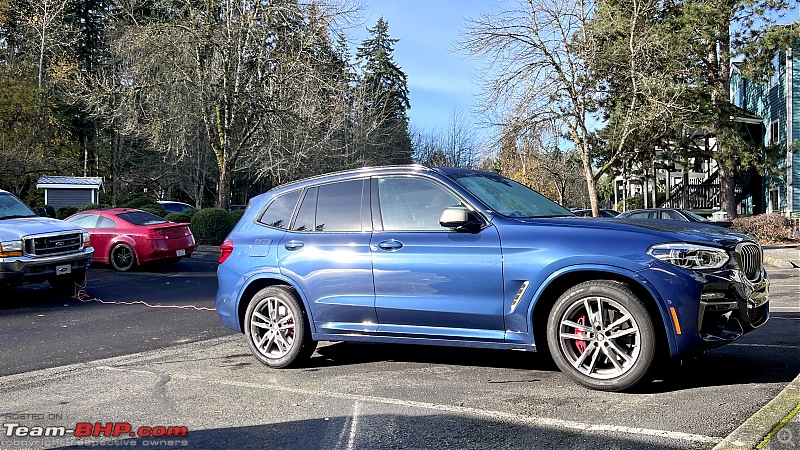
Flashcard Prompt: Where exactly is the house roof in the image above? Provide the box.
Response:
[36,176,104,190]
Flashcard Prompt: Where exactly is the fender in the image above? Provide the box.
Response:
[234,271,318,333]
[525,263,678,356]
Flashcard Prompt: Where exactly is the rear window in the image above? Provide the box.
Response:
[260,190,302,229]
[117,211,168,226]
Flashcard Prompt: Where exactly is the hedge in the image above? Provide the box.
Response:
[190,208,236,245]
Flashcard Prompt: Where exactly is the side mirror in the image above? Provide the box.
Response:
[36,207,51,217]
[439,206,482,232]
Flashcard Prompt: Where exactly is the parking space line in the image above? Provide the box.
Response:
[347,401,360,450]
[170,374,722,445]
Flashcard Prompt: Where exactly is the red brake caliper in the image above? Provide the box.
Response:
[575,315,588,354]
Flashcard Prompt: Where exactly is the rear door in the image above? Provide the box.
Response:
[277,179,378,335]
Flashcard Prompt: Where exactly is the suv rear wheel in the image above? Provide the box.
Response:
[546,280,656,391]
[244,286,317,368]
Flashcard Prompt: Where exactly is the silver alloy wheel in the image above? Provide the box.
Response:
[557,296,641,380]
[249,296,296,359]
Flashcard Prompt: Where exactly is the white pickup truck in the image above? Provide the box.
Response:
[0,189,94,291]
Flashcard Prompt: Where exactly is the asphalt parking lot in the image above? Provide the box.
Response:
[0,253,797,450]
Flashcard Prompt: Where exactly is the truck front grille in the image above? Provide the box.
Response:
[24,232,83,256]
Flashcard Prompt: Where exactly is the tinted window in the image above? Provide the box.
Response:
[315,180,366,232]
[378,177,461,231]
[260,190,302,229]
[67,214,100,228]
[292,188,318,232]
[627,212,655,219]
[117,211,168,226]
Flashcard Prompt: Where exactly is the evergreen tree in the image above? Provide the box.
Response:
[356,17,412,165]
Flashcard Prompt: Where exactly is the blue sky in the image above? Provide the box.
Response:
[348,1,497,133]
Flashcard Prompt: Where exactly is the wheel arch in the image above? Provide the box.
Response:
[236,274,315,333]
[529,267,677,359]
[109,239,139,266]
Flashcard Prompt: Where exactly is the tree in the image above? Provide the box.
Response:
[356,17,412,165]
[461,0,603,215]
[412,109,481,168]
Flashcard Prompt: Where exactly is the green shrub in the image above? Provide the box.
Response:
[78,203,110,212]
[230,209,246,223]
[732,213,793,242]
[56,206,79,219]
[165,212,192,223]
[121,195,158,209]
[190,208,236,245]
[36,205,56,218]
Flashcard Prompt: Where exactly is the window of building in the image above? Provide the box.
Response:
[769,188,780,213]
[769,120,779,146]
[770,53,780,87]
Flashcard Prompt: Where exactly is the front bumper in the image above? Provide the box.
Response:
[0,248,94,284]
[638,263,769,356]
[697,268,769,343]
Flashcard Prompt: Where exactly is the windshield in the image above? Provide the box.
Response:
[448,172,574,218]
[117,211,168,226]
[683,210,709,222]
[0,193,37,219]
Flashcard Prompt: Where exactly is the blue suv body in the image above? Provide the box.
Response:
[216,166,769,390]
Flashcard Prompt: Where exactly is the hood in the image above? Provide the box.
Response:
[512,216,753,248]
[0,217,84,241]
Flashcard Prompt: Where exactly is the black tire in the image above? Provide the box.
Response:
[546,280,656,391]
[110,244,137,272]
[244,286,317,368]
[48,270,86,293]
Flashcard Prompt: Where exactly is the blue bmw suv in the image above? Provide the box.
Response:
[216,166,769,391]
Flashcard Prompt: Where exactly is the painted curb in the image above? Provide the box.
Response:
[763,255,797,269]
[713,373,800,450]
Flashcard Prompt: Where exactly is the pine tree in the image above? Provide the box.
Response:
[356,17,412,165]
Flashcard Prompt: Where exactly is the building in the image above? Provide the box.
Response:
[36,176,104,210]
[731,42,799,217]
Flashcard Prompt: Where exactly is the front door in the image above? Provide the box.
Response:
[370,176,505,341]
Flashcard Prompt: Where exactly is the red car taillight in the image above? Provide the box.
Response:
[219,239,234,264]
[146,230,162,240]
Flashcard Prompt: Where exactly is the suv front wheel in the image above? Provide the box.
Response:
[546,280,656,391]
[244,286,317,368]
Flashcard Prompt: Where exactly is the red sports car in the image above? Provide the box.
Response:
[65,208,196,271]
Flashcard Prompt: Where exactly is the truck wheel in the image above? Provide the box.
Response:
[546,280,656,391]
[110,244,136,272]
[244,286,316,368]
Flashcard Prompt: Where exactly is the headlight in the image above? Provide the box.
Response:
[0,240,23,257]
[647,243,729,270]
[82,232,91,246]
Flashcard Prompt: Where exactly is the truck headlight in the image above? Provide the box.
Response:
[82,232,91,247]
[0,240,23,257]
[647,243,729,270]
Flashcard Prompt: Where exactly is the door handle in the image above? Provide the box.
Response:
[284,240,304,250]
[378,240,403,251]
